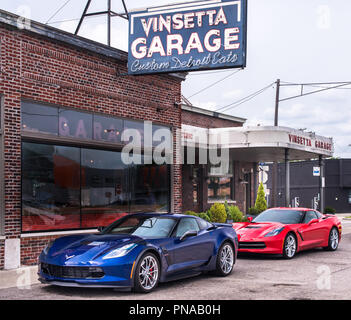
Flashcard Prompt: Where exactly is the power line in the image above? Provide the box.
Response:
[279,81,351,102]
[214,82,275,113]
[187,68,242,99]
[46,0,73,24]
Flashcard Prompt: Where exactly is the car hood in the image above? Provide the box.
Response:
[46,233,143,265]
[233,222,285,239]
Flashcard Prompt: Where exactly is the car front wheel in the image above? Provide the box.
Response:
[282,233,297,259]
[133,252,160,293]
[325,227,339,251]
[215,242,235,276]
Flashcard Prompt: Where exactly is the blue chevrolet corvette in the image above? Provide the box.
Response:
[38,213,238,293]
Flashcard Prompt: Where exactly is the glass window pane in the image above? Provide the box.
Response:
[59,109,92,140]
[130,162,169,213]
[208,177,233,201]
[21,101,58,135]
[93,115,123,144]
[22,142,80,232]
[123,120,144,145]
[81,148,129,228]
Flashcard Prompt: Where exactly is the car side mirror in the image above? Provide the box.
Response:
[248,217,253,223]
[308,218,319,226]
[97,226,105,233]
[180,230,198,241]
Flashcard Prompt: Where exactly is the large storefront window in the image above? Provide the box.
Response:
[22,142,170,232]
[22,143,81,231]
[80,148,128,228]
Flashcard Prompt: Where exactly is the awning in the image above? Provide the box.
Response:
[182,125,334,162]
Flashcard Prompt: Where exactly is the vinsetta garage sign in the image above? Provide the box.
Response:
[128,0,247,75]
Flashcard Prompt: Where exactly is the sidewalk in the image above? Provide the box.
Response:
[0,266,39,290]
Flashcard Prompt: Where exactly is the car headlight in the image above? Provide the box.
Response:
[102,243,138,260]
[264,227,285,237]
[43,240,54,255]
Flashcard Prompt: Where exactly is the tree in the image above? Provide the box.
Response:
[254,182,267,213]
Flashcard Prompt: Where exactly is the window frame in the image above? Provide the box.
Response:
[21,140,172,233]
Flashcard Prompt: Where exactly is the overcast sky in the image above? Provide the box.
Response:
[2,0,351,158]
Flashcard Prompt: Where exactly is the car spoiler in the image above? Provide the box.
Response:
[212,222,233,228]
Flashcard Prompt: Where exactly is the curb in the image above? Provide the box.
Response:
[0,266,39,290]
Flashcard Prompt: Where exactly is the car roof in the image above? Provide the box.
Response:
[126,212,189,220]
[269,207,312,211]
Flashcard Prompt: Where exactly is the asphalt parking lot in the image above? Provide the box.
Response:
[1,218,351,301]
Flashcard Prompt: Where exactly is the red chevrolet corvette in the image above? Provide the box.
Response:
[232,208,342,259]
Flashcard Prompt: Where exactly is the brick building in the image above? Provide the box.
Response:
[0,9,333,270]
[0,9,258,270]
[0,10,186,269]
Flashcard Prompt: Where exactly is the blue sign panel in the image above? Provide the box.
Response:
[128,0,247,75]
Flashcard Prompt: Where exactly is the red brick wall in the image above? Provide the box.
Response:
[0,23,183,268]
[182,109,243,129]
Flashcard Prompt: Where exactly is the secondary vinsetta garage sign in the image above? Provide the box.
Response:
[128,0,247,75]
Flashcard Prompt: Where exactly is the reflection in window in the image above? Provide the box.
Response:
[22,102,58,135]
[81,148,129,228]
[21,142,171,232]
[208,161,234,201]
[130,161,169,213]
[22,142,80,231]
[93,115,123,144]
[59,109,92,140]
[208,177,233,201]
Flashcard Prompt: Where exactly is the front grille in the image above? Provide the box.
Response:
[41,263,104,279]
[239,242,266,249]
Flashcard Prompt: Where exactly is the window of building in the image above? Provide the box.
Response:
[21,101,171,149]
[80,148,129,228]
[22,101,58,135]
[21,141,170,232]
[59,109,93,140]
[22,142,81,232]
[207,161,234,201]
[93,115,123,144]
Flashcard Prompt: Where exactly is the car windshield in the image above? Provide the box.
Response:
[253,209,304,224]
[105,216,176,239]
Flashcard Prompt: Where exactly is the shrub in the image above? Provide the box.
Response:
[227,205,244,222]
[248,207,259,216]
[254,182,267,214]
[197,212,211,222]
[324,206,336,214]
[184,210,197,216]
[208,203,227,223]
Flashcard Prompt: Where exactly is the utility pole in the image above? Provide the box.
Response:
[271,79,280,208]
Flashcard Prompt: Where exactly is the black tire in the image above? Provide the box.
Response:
[324,227,339,251]
[133,252,160,293]
[282,233,297,259]
[215,242,235,277]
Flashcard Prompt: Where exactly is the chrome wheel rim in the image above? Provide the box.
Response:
[285,235,296,258]
[220,244,234,274]
[330,228,339,250]
[139,255,159,290]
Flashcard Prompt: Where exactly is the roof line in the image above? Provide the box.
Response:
[181,103,246,124]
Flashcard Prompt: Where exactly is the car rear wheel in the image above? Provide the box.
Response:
[215,242,235,276]
[325,227,339,251]
[133,252,160,293]
[282,233,297,259]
